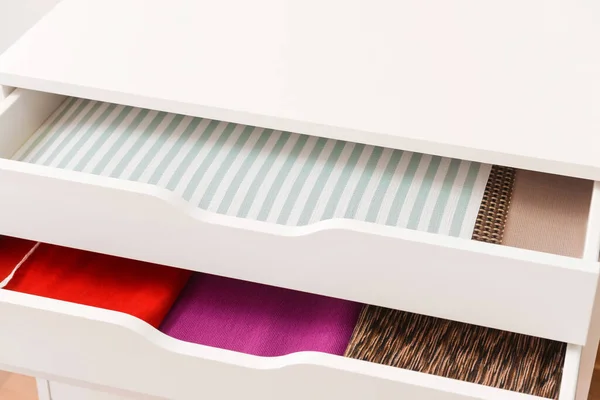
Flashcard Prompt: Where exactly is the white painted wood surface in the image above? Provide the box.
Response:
[36,378,51,400]
[558,345,582,400]
[0,89,597,344]
[0,290,567,400]
[0,0,599,180]
[49,381,135,400]
[0,0,62,100]
[0,0,61,55]
[572,182,600,400]
[0,89,64,158]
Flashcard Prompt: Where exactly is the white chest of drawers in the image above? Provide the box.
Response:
[0,1,599,399]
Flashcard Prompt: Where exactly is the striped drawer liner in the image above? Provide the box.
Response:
[14,97,491,238]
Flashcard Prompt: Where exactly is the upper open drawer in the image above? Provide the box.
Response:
[0,89,598,347]
[0,0,599,180]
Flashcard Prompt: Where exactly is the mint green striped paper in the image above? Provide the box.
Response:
[14,98,491,238]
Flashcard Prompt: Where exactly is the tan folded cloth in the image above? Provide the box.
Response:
[503,169,592,258]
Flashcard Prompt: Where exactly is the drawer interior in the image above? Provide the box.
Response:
[10,96,490,239]
[0,236,572,399]
[3,94,595,258]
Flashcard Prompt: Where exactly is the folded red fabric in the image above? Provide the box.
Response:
[0,236,38,278]
[1,238,192,328]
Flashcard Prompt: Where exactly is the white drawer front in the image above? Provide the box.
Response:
[0,290,580,400]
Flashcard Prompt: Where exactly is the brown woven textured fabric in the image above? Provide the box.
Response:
[471,165,516,244]
[344,306,566,399]
[344,166,567,399]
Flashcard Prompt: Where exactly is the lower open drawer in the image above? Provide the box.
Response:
[0,89,598,345]
[0,278,581,400]
[0,235,582,400]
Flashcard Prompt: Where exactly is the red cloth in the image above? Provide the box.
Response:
[0,236,38,277]
[1,237,192,328]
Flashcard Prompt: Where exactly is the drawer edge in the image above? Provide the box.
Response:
[0,290,543,400]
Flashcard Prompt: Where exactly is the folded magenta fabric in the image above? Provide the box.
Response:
[160,274,362,357]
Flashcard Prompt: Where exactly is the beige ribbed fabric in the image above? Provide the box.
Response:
[503,170,592,258]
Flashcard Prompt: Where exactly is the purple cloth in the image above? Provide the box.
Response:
[160,274,362,357]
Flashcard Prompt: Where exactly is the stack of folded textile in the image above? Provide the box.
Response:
[0,238,192,328]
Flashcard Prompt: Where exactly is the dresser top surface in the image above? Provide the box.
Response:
[0,0,599,179]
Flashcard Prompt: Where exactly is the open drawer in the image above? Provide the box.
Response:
[0,0,599,346]
[0,255,584,400]
[0,291,582,400]
[0,87,599,347]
